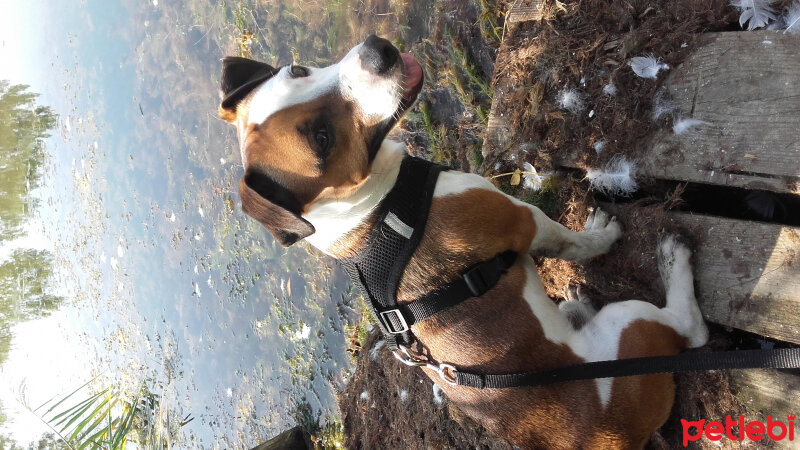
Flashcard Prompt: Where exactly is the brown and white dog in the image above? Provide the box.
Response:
[218,35,709,449]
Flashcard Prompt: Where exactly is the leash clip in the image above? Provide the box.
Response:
[393,345,459,386]
[393,344,427,367]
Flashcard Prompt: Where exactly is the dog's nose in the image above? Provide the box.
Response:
[359,35,400,75]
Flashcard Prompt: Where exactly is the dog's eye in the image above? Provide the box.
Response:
[314,128,329,151]
[290,65,309,78]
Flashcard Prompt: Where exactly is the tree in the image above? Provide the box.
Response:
[0,80,57,243]
[0,82,60,364]
[0,248,63,360]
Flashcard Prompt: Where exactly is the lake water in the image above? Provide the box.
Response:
[0,0,439,447]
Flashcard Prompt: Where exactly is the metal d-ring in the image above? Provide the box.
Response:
[437,363,458,386]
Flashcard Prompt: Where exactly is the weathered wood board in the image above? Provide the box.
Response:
[667,211,800,345]
[641,31,800,195]
[483,55,518,159]
[730,369,800,418]
[507,0,544,23]
[729,369,800,447]
[596,204,800,344]
[537,32,800,193]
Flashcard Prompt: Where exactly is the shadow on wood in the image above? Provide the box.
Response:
[250,426,312,450]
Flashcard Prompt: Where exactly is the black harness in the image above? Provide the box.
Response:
[341,155,800,389]
[342,156,517,351]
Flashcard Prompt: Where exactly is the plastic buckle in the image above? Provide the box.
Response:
[379,309,409,334]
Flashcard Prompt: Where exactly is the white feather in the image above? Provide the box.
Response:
[782,1,800,32]
[602,83,618,97]
[369,339,385,361]
[586,156,638,197]
[432,383,444,406]
[522,162,550,191]
[629,56,669,79]
[766,18,785,29]
[593,140,606,154]
[652,89,679,122]
[673,118,709,135]
[731,0,778,30]
[557,88,585,114]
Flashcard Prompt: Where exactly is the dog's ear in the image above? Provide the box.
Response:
[219,57,278,123]
[239,170,315,247]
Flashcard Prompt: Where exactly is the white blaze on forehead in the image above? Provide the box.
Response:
[244,42,404,136]
[246,63,340,127]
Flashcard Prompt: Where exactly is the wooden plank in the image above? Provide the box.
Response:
[642,31,800,195]
[483,85,513,158]
[507,0,544,23]
[729,369,800,447]
[730,369,800,418]
[482,54,517,158]
[666,212,800,344]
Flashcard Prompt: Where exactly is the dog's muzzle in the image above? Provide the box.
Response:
[359,34,401,75]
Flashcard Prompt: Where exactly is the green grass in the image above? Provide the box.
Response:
[520,176,560,218]
[476,104,490,125]
[443,29,492,127]
[469,140,484,172]
[497,180,516,196]
[292,399,345,449]
[446,30,492,101]
[357,322,371,348]
[415,101,452,164]
[477,0,504,45]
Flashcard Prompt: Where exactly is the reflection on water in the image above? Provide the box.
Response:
[0,0,437,447]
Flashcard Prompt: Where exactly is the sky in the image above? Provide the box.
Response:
[0,309,94,444]
[0,1,45,91]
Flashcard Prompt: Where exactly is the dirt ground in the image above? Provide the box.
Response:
[336,0,797,448]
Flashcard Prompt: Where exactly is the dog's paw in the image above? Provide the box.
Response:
[657,234,708,347]
[657,234,692,285]
[560,285,597,329]
[564,284,591,304]
[584,208,623,242]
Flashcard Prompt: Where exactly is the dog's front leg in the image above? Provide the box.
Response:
[525,206,622,261]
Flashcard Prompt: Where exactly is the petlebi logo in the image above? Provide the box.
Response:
[681,414,796,446]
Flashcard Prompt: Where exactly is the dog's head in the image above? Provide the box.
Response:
[219,35,423,246]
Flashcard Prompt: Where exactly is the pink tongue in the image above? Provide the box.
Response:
[401,53,422,94]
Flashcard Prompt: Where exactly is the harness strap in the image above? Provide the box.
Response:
[343,156,519,350]
[452,348,800,389]
[382,251,518,333]
[342,156,445,349]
